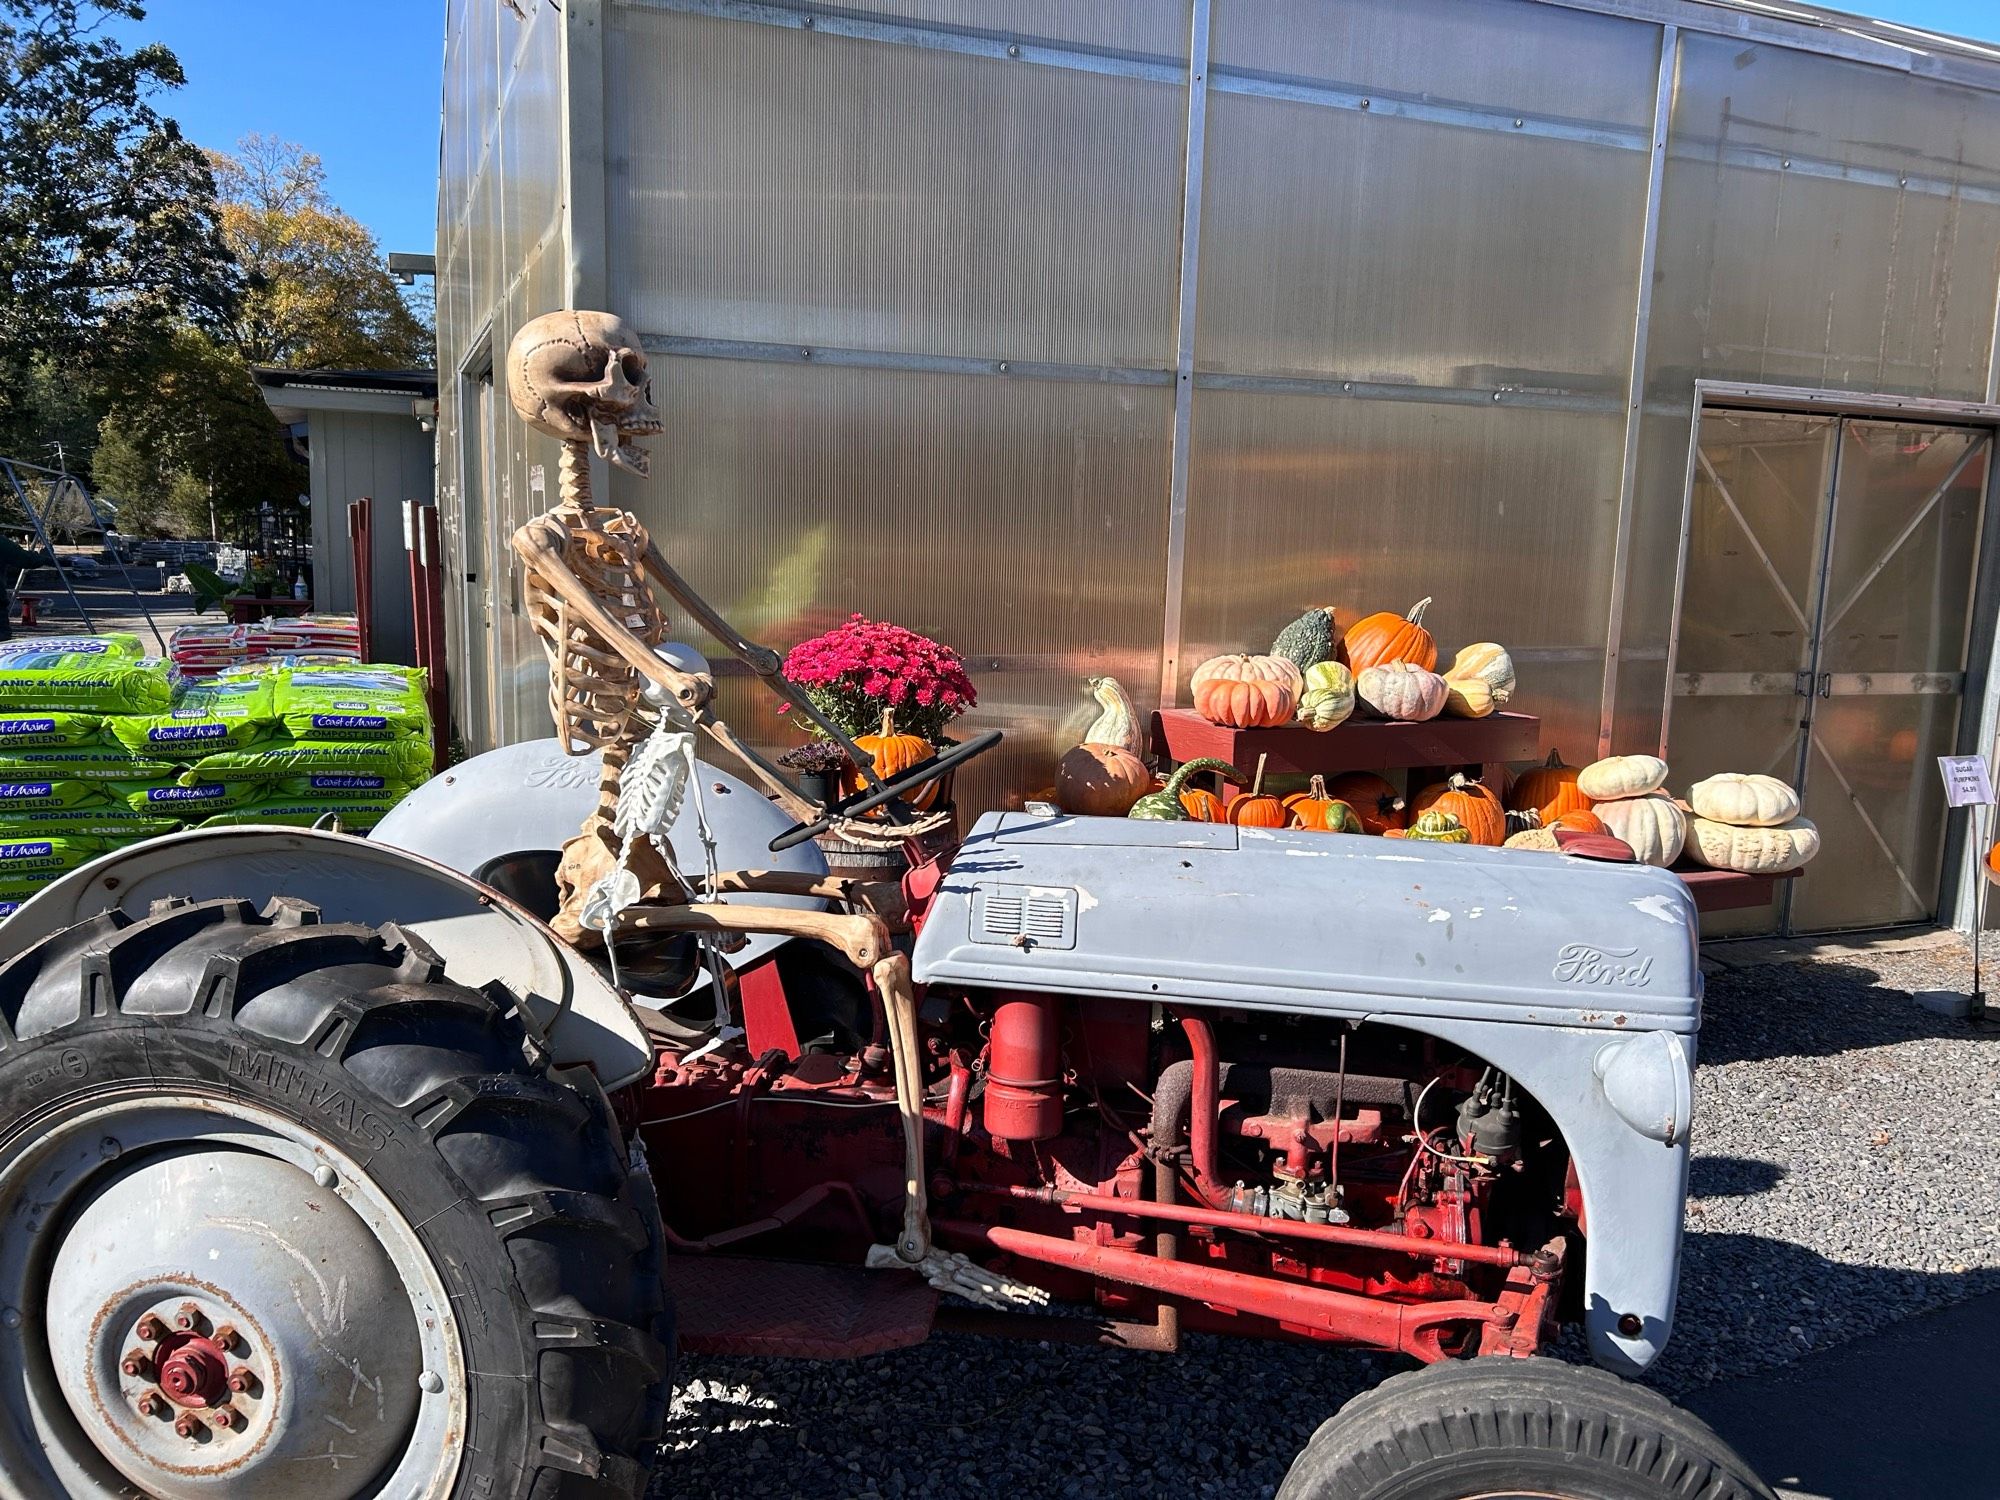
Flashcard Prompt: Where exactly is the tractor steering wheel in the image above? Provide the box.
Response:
[768,730,1003,852]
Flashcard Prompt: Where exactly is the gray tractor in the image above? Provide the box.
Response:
[0,311,1768,1499]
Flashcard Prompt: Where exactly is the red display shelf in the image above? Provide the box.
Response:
[1674,865,1800,913]
[1151,708,1542,777]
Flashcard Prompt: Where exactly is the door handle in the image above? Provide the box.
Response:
[1818,673,1832,698]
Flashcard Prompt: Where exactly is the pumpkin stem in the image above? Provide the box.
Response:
[878,708,895,737]
[1307,774,1328,800]
[1406,596,1433,624]
[1546,748,1566,769]
[1250,752,1269,798]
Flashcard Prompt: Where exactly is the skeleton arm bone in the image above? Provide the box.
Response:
[616,902,892,970]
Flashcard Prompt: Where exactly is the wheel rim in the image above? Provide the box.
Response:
[0,1091,465,1498]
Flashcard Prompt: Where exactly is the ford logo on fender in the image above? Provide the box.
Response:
[1553,943,1653,987]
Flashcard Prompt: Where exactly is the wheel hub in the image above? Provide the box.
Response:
[44,1146,425,1498]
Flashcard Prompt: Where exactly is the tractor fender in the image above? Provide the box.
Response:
[0,826,657,1089]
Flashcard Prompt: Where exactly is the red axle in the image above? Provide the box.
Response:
[960,1181,1534,1270]
[940,1219,1514,1362]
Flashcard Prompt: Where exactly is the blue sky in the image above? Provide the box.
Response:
[115,0,1999,259]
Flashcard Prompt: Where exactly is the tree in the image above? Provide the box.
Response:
[0,0,238,453]
[211,135,431,371]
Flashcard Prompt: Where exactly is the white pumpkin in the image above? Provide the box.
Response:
[1685,815,1819,874]
[1355,661,1448,722]
[1593,793,1687,868]
[1688,772,1801,828]
[1578,754,1670,801]
[1446,643,1516,706]
[1503,826,1560,851]
[1297,661,1357,731]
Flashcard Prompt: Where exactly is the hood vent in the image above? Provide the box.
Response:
[971,883,1078,950]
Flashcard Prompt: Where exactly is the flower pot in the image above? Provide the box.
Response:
[796,769,837,806]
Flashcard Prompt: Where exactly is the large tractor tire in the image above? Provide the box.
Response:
[1278,1356,1775,1500]
[0,896,670,1499]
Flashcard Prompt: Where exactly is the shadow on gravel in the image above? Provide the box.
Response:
[1687,1155,1787,1198]
[1648,1230,2000,1397]
[1697,959,2000,1065]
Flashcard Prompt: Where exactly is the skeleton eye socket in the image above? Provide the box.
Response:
[620,352,648,384]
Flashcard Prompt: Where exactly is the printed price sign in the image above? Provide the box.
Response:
[1937,755,1994,808]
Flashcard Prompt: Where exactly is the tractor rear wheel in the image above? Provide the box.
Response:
[0,896,670,1499]
[1277,1356,1775,1500]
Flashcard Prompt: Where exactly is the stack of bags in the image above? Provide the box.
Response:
[169,614,364,681]
[0,634,433,917]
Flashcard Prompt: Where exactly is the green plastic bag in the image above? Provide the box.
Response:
[0,745,177,782]
[0,635,169,714]
[0,711,103,748]
[0,836,105,879]
[109,677,278,760]
[0,778,108,813]
[105,779,267,820]
[200,796,399,832]
[0,807,179,841]
[273,665,430,740]
[273,773,410,802]
[182,736,433,785]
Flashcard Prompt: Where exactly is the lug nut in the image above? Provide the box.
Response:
[212,1323,240,1353]
[173,1413,201,1439]
[174,1301,202,1332]
[136,1391,163,1418]
[226,1367,255,1394]
[135,1315,166,1342]
[209,1405,238,1431]
[120,1351,152,1379]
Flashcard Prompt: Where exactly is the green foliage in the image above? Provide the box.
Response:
[0,0,239,455]
[178,561,232,615]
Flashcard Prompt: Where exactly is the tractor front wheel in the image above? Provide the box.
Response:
[1277,1356,1775,1500]
[0,896,669,1499]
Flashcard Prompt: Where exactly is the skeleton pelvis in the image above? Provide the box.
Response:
[552,823,675,948]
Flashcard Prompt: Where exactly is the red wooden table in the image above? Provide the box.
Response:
[1151,708,1542,777]
[1673,865,1799,913]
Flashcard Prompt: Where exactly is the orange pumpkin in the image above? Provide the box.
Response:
[1055,742,1151,816]
[1506,750,1590,823]
[845,710,939,810]
[1284,776,1362,834]
[1189,654,1302,729]
[1343,597,1437,674]
[1180,787,1228,822]
[1411,773,1506,847]
[1225,752,1287,827]
[1549,808,1608,836]
[1326,772,1407,835]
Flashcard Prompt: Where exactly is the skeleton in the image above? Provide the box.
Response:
[503,310,1029,1304]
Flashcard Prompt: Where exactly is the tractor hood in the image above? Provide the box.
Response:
[913,814,1702,1033]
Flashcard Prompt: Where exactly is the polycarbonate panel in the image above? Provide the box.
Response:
[1195,92,1649,389]
[1648,35,2000,400]
[1211,0,1659,131]
[498,9,564,271]
[603,358,1174,818]
[1181,392,1624,760]
[764,0,1193,57]
[1675,412,1835,678]
[1818,424,1988,674]
[605,6,1186,366]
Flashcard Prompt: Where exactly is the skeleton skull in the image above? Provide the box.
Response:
[507,310,662,475]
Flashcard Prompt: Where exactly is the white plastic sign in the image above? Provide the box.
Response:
[1937,755,1994,808]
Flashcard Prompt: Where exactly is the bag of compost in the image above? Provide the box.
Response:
[0,806,179,841]
[182,735,434,785]
[105,779,267,820]
[0,711,102,749]
[0,635,170,714]
[272,773,410,803]
[272,665,430,740]
[0,779,109,814]
[199,795,400,832]
[108,676,278,759]
[0,745,178,782]
[0,836,105,880]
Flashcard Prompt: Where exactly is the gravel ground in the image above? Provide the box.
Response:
[652,940,2000,1498]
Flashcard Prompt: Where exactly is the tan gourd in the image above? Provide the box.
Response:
[1081,675,1145,758]
[1593,793,1686,868]
[1578,754,1669,801]
[1445,643,1515,707]
[1442,676,1498,719]
[1503,826,1561,851]
[1687,773,1800,829]
[1685,815,1819,873]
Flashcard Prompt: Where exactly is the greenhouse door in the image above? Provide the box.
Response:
[1671,410,1990,935]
